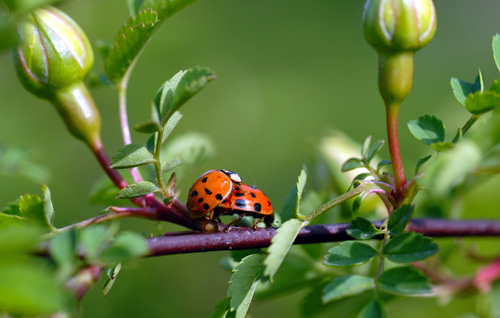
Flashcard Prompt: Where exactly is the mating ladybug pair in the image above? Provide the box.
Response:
[186,169,274,231]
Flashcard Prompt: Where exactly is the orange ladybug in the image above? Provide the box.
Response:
[217,184,274,229]
[186,169,241,221]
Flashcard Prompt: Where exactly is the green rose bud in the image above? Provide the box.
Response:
[362,0,436,106]
[12,6,101,148]
[363,0,436,54]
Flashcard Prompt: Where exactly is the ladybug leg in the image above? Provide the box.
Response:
[251,216,266,229]
[224,213,246,232]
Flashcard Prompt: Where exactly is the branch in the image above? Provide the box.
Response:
[147,218,500,256]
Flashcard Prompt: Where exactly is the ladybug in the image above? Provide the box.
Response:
[216,184,274,229]
[186,169,241,221]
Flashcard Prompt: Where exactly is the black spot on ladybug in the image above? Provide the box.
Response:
[267,201,271,206]
[235,199,247,207]
[250,192,256,198]
[215,193,223,200]
[234,192,245,197]
[191,190,198,197]
[201,177,208,183]
[254,203,262,212]
[198,198,203,203]
[204,188,212,195]
[203,203,209,210]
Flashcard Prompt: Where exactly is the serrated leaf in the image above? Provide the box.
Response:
[465,90,500,115]
[105,8,159,83]
[263,219,303,281]
[99,232,149,263]
[0,225,42,255]
[154,67,216,121]
[18,194,51,230]
[387,204,413,237]
[115,181,159,199]
[493,34,500,73]
[383,232,439,263]
[341,158,364,172]
[347,217,383,240]
[0,212,31,228]
[322,275,375,303]
[42,185,55,230]
[161,111,183,143]
[414,155,432,175]
[103,263,122,296]
[451,73,482,107]
[161,156,182,173]
[228,254,264,318]
[378,266,432,295]
[407,115,445,145]
[110,143,156,169]
[358,299,386,318]
[324,241,378,267]
[50,229,77,278]
[365,140,384,163]
[280,167,307,222]
[137,0,200,20]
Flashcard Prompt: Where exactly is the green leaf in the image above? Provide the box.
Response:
[493,34,500,73]
[465,90,500,115]
[42,185,55,230]
[280,167,307,222]
[0,212,31,228]
[0,225,42,255]
[0,260,68,316]
[50,229,77,279]
[0,146,50,184]
[80,224,119,262]
[324,241,378,266]
[115,181,159,199]
[430,141,454,152]
[110,143,156,169]
[161,111,183,143]
[347,217,383,240]
[365,140,384,163]
[137,0,200,20]
[361,136,372,159]
[383,232,439,263]
[358,299,386,318]
[407,115,445,145]
[161,156,182,173]
[18,193,52,230]
[378,266,432,295]
[377,160,391,172]
[154,67,216,121]
[451,72,482,106]
[100,232,149,263]
[485,281,500,318]
[263,218,303,281]
[228,254,264,318]
[104,8,160,83]
[414,155,432,175]
[387,204,414,237]
[341,158,364,172]
[134,121,161,134]
[103,263,122,296]
[322,275,375,303]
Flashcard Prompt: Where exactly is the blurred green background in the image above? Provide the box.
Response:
[2,0,500,317]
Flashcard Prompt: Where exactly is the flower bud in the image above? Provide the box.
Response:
[12,6,101,147]
[363,0,436,54]
[13,6,94,97]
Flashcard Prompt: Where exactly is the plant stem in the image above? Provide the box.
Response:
[386,104,407,199]
[461,114,479,135]
[305,187,364,223]
[118,82,143,184]
[153,129,168,197]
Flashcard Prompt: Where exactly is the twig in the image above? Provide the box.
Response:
[146,218,500,256]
